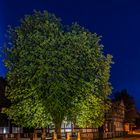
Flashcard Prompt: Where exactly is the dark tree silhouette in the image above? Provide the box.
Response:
[0,77,11,126]
[0,77,10,110]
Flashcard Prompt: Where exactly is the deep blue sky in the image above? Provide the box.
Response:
[1,0,140,109]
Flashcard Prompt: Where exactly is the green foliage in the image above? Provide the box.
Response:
[3,11,113,128]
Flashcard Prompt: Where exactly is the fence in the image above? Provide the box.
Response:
[77,131,127,139]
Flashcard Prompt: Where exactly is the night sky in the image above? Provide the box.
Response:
[1,0,140,109]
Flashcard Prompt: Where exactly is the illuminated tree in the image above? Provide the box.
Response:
[3,11,113,137]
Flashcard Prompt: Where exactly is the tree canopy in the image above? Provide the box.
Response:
[3,11,113,130]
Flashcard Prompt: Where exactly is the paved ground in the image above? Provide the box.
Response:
[108,135,140,140]
[112,138,140,140]
[8,136,140,140]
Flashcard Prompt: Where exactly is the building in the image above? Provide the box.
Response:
[103,100,125,138]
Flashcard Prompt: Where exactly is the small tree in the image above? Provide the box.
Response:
[3,11,113,137]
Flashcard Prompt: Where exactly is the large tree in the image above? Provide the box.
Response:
[3,11,113,136]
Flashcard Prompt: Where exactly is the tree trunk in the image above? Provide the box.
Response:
[41,128,46,140]
[55,122,62,139]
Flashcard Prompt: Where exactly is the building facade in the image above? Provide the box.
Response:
[103,100,125,138]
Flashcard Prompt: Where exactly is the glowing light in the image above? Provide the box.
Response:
[3,128,6,134]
